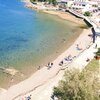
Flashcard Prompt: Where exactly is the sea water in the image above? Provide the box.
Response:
[0,0,83,87]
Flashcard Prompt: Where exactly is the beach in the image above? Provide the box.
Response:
[43,10,85,25]
[0,28,96,100]
[23,0,86,25]
[0,0,100,100]
[0,0,87,89]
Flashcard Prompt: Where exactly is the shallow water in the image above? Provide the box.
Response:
[0,0,84,88]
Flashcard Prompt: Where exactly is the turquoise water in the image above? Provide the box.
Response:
[0,0,82,74]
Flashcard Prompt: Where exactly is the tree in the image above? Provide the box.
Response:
[52,0,57,6]
[30,0,36,2]
[84,11,91,16]
[95,48,100,60]
[52,69,100,100]
[96,48,100,56]
[30,0,57,5]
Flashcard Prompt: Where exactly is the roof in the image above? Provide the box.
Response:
[73,2,88,5]
[61,0,68,2]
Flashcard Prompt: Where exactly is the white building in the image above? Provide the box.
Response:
[59,0,99,13]
[71,0,90,9]
[60,0,90,9]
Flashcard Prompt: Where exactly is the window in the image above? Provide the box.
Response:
[82,4,85,6]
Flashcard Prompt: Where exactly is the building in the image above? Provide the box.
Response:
[59,0,90,9]
[71,0,89,10]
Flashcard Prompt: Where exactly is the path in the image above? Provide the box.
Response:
[15,37,100,100]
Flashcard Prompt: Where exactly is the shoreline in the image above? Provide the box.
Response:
[0,0,96,99]
[0,28,94,100]
[42,10,85,25]
[0,0,88,88]
[0,26,83,89]
[23,0,86,25]
[0,0,87,89]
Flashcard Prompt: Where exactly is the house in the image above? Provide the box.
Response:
[71,0,90,10]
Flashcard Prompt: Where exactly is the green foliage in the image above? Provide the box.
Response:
[84,11,91,16]
[92,5,98,7]
[53,68,100,100]
[30,0,36,2]
[30,0,57,5]
[96,48,100,56]
[51,0,57,5]
[85,59,99,72]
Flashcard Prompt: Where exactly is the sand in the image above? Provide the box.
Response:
[0,1,100,100]
[0,28,98,100]
[43,10,85,25]
[23,0,85,25]
[17,37,99,100]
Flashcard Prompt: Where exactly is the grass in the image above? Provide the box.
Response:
[85,59,99,72]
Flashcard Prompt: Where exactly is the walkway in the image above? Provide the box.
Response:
[15,37,100,100]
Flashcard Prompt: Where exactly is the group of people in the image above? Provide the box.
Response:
[19,95,32,100]
[37,44,84,70]
[59,54,76,66]
[47,62,53,69]
[37,62,54,70]
[64,55,73,61]
[58,44,83,67]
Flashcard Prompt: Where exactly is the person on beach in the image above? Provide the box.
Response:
[61,61,63,65]
[51,95,58,100]
[47,62,53,69]
[25,95,31,100]
[65,55,73,61]
[76,44,82,51]
[48,62,50,67]
[51,62,53,66]
[73,56,76,59]
[59,61,63,66]
[76,44,79,48]
[86,58,90,62]
[95,44,97,49]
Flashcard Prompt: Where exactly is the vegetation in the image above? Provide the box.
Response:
[30,0,46,2]
[96,48,100,56]
[30,0,57,5]
[92,5,98,7]
[52,59,100,100]
[30,0,36,2]
[48,0,57,5]
[84,11,91,16]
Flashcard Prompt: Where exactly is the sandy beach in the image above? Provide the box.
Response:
[0,0,87,89]
[0,28,97,100]
[23,0,85,25]
[0,0,100,100]
[43,10,85,25]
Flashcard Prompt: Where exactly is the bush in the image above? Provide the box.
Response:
[84,11,91,16]
[96,48,100,56]
[52,69,100,100]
